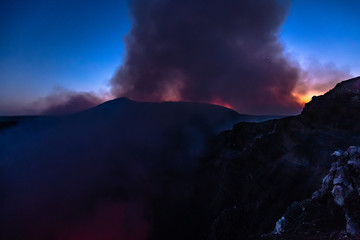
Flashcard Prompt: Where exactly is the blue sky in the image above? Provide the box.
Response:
[281,0,360,76]
[0,0,359,115]
[0,0,130,114]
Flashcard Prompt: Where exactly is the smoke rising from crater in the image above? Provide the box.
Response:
[111,0,303,115]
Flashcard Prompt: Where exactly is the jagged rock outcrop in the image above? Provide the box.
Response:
[196,77,360,239]
[264,146,360,240]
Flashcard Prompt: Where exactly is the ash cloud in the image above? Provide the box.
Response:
[111,0,303,115]
[32,87,103,116]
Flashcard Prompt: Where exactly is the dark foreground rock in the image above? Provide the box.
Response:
[195,77,360,239]
[263,146,360,240]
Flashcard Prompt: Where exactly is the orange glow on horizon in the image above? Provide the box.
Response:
[210,99,234,110]
[292,90,323,106]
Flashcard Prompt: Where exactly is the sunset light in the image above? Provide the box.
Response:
[292,90,323,106]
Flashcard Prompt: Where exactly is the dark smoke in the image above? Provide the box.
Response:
[112,0,302,115]
[32,88,103,116]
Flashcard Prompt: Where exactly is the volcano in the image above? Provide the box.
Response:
[0,77,359,240]
[0,98,276,240]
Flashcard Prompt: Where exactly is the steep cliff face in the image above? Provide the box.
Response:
[197,77,360,239]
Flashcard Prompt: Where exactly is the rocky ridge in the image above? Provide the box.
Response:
[196,77,360,239]
[264,146,360,240]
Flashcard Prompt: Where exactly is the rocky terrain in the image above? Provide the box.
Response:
[195,77,360,239]
[263,146,360,240]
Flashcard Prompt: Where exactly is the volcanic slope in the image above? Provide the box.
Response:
[0,98,276,240]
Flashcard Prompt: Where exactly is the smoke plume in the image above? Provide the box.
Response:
[111,0,303,115]
[31,87,103,116]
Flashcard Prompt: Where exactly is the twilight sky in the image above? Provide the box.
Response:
[0,0,359,115]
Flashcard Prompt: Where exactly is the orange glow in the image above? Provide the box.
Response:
[292,91,322,106]
[210,98,234,110]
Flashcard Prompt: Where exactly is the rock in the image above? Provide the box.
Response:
[266,146,360,239]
